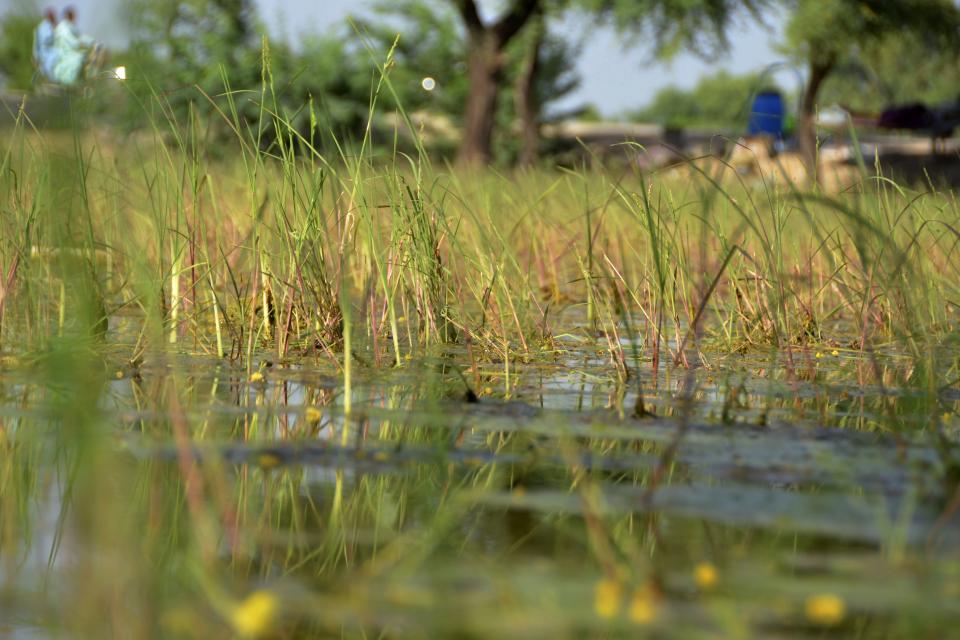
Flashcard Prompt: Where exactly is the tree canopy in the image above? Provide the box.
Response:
[783,0,960,175]
[576,0,770,57]
[785,0,960,68]
[816,31,960,113]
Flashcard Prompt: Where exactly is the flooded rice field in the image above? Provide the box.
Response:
[2,320,959,638]
[2,120,960,637]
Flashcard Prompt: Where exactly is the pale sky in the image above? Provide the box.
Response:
[1,0,798,116]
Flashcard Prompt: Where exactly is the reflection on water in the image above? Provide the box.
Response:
[1,328,959,637]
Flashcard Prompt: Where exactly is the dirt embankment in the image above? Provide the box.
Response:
[668,135,960,192]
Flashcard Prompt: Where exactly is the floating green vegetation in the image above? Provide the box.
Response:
[0,70,959,639]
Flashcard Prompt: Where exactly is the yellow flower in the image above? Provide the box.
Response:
[305,406,322,423]
[815,352,824,359]
[693,562,718,590]
[805,593,845,626]
[628,587,657,624]
[831,349,840,357]
[249,371,264,383]
[230,590,278,638]
[594,578,622,619]
[115,370,124,379]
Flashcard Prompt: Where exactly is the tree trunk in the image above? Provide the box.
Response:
[515,14,544,167]
[452,0,541,167]
[459,36,503,166]
[798,58,834,183]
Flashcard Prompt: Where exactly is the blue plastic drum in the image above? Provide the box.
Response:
[747,91,785,137]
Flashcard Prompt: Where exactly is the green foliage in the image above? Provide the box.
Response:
[277,34,374,143]
[354,0,471,118]
[574,0,771,58]
[576,103,604,122]
[359,0,581,116]
[783,0,960,167]
[817,31,960,111]
[357,0,581,160]
[784,0,960,69]
[630,71,777,131]
[122,0,379,148]
[123,0,262,129]
[0,9,39,90]
[120,0,582,158]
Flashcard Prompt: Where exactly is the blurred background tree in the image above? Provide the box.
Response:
[783,0,960,176]
[357,0,580,163]
[119,0,579,161]
[510,9,582,165]
[123,0,380,151]
[577,0,769,58]
[446,0,772,165]
[0,7,40,91]
[124,0,264,133]
[817,31,960,114]
[356,0,471,119]
[449,0,540,165]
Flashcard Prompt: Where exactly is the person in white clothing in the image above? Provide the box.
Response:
[51,6,96,86]
[32,8,58,82]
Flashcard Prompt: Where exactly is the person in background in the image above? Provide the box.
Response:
[32,8,58,82]
[51,6,96,86]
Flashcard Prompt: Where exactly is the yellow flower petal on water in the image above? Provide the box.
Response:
[805,593,845,626]
[230,590,278,638]
[594,578,622,619]
[628,587,657,624]
[694,562,718,590]
[115,370,124,379]
[305,406,322,423]
[249,371,264,383]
